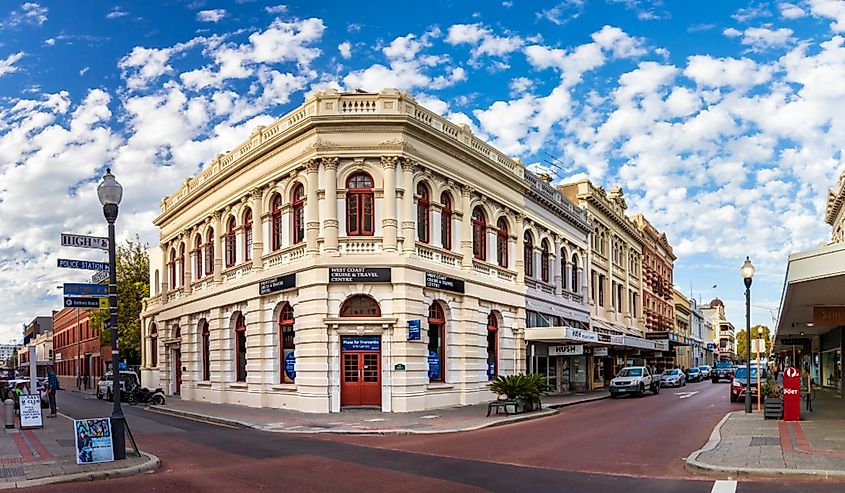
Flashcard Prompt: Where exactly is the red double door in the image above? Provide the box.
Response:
[340,345,381,408]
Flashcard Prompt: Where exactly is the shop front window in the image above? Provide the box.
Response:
[279,303,295,383]
[428,301,446,382]
[486,313,498,380]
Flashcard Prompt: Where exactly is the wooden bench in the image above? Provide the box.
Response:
[487,399,517,416]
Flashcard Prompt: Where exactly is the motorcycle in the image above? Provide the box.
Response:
[126,385,166,406]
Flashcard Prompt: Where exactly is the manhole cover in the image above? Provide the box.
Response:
[750,436,780,446]
[0,467,25,479]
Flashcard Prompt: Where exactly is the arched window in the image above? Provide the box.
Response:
[496,218,508,268]
[487,313,498,381]
[270,194,283,251]
[194,234,203,280]
[346,173,374,236]
[560,247,568,291]
[524,233,534,278]
[173,324,181,339]
[571,253,579,292]
[428,301,446,382]
[541,240,550,283]
[169,248,177,288]
[154,270,160,294]
[440,193,452,250]
[243,208,253,262]
[416,182,430,243]
[279,303,295,383]
[201,320,210,381]
[225,218,236,267]
[339,294,381,317]
[178,243,186,285]
[472,207,486,261]
[292,184,305,244]
[149,323,158,367]
[205,228,215,276]
[235,313,247,382]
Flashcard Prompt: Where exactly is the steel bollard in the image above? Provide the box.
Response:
[4,399,14,429]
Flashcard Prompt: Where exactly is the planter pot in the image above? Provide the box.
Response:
[763,397,783,420]
[506,399,525,414]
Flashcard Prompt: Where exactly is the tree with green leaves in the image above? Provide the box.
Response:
[89,237,149,366]
[736,325,772,363]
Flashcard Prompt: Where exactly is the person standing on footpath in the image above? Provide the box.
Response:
[46,366,60,418]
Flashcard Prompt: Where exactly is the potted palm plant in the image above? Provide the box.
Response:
[488,374,526,413]
[520,373,552,411]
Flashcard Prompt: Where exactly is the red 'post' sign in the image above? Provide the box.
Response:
[783,367,801,421]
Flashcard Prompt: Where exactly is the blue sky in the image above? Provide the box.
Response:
[1,0,843,343]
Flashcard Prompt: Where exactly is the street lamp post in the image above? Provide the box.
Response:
[741,256,756,414]
[97,168,126,460]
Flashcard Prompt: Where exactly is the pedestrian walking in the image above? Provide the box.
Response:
[805,377,815,412]
[46,366,60,418]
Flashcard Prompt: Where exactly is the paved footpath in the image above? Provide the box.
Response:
[687,390,845,477]
[143,390,608,434]
[0,404,158,489]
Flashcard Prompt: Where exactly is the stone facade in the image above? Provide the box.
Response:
[632,214,676,334]
[827,170,845,243]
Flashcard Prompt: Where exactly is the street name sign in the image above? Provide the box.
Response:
[57,258,110,271]
[91,270,109,284]
[64,297,103,309]
[61,233,109,250]
[63,283,108,297]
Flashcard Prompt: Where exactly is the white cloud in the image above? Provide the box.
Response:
[197,9,227,23]
[1,2,48,29]
[536,1,585,26]
[808,0,845,32]
[0,52,25,77]
[265,5,287,14]
[724,26,793,51]
[338,41,352,59]
[684,55,772,88]
[79,66,89,76]
[779,2,806,18]
[106,8,129,19]
[445,23,524,66]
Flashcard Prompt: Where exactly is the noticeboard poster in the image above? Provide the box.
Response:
[19,394,43,429]
[74,418,114,464]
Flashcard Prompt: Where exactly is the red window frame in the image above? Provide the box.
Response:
[169,248,177,288]
[235,313,247,382]
[541,241,550,282]
[201,320,210,381]
[271,194,283,250]
[279,303,295,383]
[486,313,498,380]
[194,234,203,280]
[440,193,452,250]
[205,228,215,276]
[243,208,253,262]
[149,323,158,367]
[417,182,430,243]
[292,184,305,244]
[225,218,236,267]
[496,218,508,268]
[472,207,486,261]
[428,301,446,382]
[339,294,381,317]
[524,233,533,277]
[346,173,374,236]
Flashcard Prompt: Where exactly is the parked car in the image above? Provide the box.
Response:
[698,365,712,378]
[685,367,702,382]
[711,362,735,383]
[96,371,140,401]
[731,366,767,403]
[609,366,660,397]
[660,369,686,387]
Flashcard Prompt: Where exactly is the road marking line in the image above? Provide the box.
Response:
[674,391,699,399]
[711,480,737,493]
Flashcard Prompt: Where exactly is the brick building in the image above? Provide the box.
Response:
[52,307,106,389]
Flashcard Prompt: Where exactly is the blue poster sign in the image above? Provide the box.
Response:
[341,336,381,352]
[407,320,421,341]
[118,361,127,370]
[284,351,296,380]
[427,350,440,381]
[74,418,114,464]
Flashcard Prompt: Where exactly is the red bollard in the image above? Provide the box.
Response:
[783,367,801,421]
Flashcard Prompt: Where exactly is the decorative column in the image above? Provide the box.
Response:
[381,156,398,252]
[212,212,223,283]
[182,233,192,295]
[553,236,562,295]
[460,185,473,269]
[514,214,524,285]
[323,157,340,254]
[305,159,320,254]
[400,159,416,254]
[251,187,264,270]
[160,243,169,304]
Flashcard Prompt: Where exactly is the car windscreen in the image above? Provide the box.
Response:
[662,370,679,376]
[734,368,765,379]
[688,368,699,373]
[618,368,642,377]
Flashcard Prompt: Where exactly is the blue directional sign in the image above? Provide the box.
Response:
[63,283,108,297]
[64,297,101,309]
[57,258,110,272]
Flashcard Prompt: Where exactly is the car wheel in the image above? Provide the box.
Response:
[637,383,645,396]
[730,394,737,403]
[106,389,112,402]
[652,383,660,395]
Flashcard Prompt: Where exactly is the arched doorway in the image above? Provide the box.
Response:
[339,295,382,408]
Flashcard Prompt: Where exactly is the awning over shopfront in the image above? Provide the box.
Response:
[525,326,667,351]
[775,242,845,348]
[591,318,641,337]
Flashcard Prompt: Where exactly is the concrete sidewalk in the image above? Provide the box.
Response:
[687,389,845,477]
[144,390,609,434]
[0,409,159,489]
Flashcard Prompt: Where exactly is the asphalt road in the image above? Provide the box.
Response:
[21,382,845,493]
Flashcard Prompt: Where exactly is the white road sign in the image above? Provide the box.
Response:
[61,233,109,250]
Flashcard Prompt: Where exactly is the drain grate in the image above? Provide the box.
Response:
[0,467,26,479]
[750,436,780,446]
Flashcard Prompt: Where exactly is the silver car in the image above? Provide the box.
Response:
[660,369,686,387]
